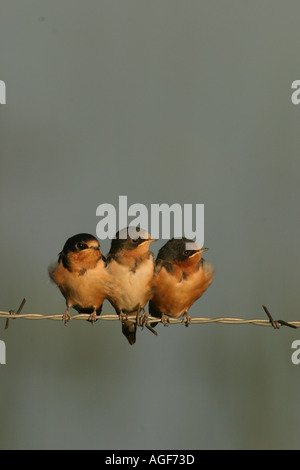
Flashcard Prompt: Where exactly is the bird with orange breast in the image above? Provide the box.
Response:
[149,238,214,326]
[105,227,156,345]
[48,233,111,325]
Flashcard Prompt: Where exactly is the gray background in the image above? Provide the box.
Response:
[1,0,300,450]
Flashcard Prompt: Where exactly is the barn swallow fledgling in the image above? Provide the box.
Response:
[48,233,110,325]
[105,227,156,345]
[149,238,214,326]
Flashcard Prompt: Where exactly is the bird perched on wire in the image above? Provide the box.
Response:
[48,233,111,325]
[149,238,214,326]
[105,227,156,345]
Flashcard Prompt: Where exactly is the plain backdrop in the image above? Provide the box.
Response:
[1,0,300,449]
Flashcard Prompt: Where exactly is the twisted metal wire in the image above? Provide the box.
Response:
[0,300,298,330]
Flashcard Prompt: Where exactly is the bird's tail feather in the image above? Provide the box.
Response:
[122,320,137,345]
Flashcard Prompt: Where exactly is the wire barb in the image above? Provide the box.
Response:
[4,298,26,330]
[262,305,298,330]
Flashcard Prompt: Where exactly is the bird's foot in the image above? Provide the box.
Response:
[135,304,142,326]
[161,313,170,327]
[88,310,97,324]
[182,311,191,327]
[63,309,71,326]
[140,309,149,330]
[138,308,158,337]
[119,311,128,323]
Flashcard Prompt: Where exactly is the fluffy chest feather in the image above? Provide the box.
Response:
[49,259,110,309]
[151,261,214,316]
[106,257,154,312]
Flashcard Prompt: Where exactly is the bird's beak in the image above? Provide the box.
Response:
[139,238,157,246]
[189,247,209,258]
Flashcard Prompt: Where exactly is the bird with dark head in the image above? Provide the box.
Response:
[48,233,110,325]
[149,237,214,326]
[105,227,156,345]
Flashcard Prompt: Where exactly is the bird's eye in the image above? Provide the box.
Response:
[132,238,140,244]
[76,242,88,251]
[183,250,190,256]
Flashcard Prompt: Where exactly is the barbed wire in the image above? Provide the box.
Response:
[0,300,299,333]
